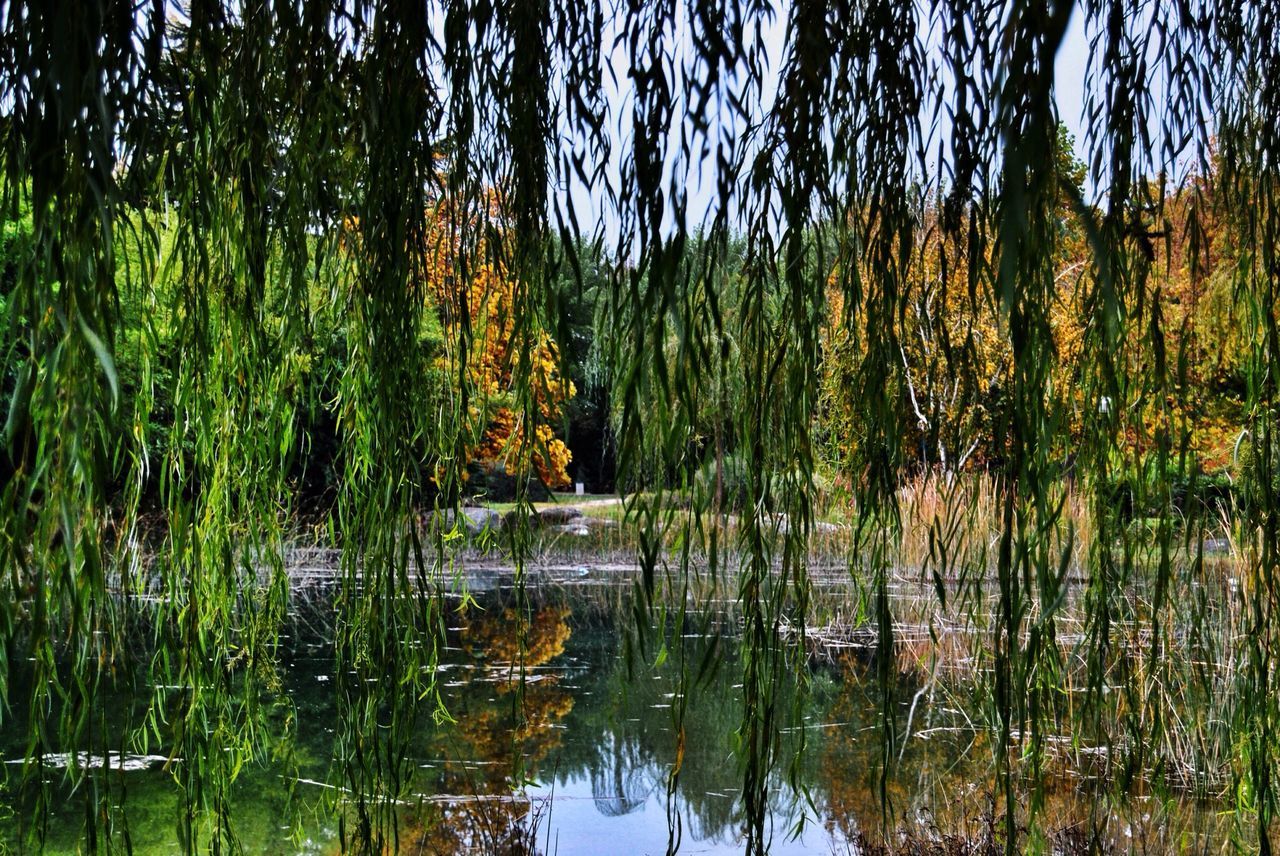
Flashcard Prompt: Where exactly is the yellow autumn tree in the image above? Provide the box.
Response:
[818,125,1105,478]
[423,193,576,488]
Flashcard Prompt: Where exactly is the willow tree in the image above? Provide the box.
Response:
[2,0,1279,853]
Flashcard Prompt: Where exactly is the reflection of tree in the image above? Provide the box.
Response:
[562,629,756,843]
[812,652,1004,848]
[460,606,572,670]
[815,653,907,844]
[589,731,652,816]
[395,603,574,855]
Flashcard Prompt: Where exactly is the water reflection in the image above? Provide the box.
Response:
[397,604,573,855]
[0,581,1247,853]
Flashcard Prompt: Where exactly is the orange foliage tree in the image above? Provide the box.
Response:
[815,126,1256,479]
[423,194,576,489]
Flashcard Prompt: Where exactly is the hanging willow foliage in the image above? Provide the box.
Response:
[1,0,1278,853]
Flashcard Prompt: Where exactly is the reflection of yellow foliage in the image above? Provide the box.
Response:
[817,656,910,841]
[391,604,575,854]
[459,605,571,669]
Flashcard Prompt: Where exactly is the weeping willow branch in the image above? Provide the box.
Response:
[0,0,1275,852]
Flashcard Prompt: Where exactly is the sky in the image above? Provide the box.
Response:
[149,1,1123,249]
[1055,6,1092,165]
[558,1,1133,251]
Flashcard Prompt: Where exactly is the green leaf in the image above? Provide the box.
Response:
[77,315,119,408]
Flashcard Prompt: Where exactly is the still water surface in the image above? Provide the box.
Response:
[0,571,1230,853]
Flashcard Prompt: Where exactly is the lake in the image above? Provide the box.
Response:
[0,563,1248,853]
